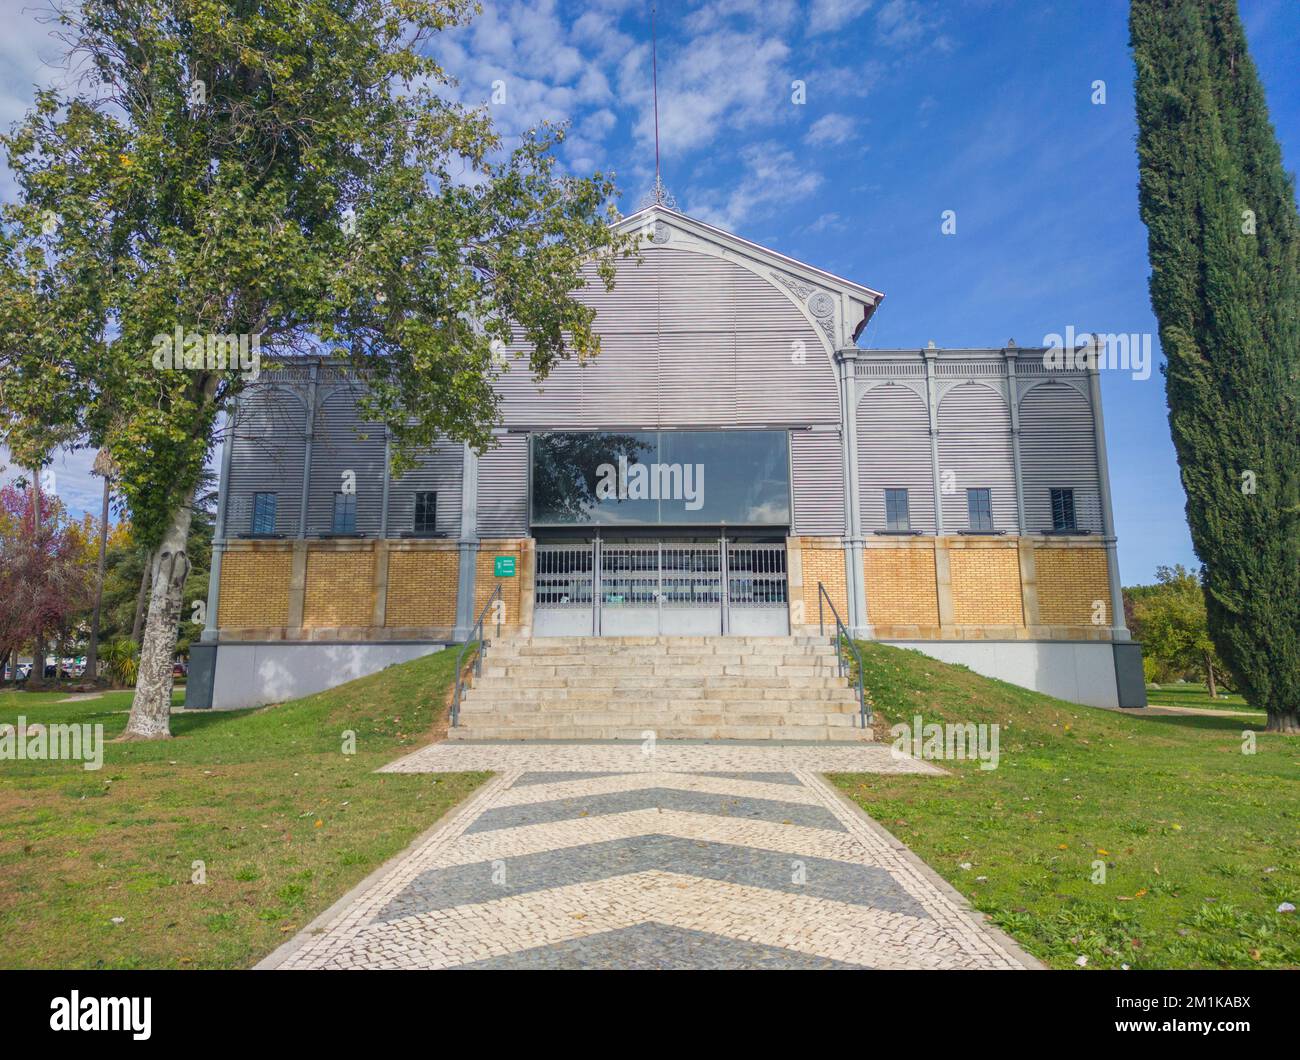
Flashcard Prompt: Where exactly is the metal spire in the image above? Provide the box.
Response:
[639,3,677,211]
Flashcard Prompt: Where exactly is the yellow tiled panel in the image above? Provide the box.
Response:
[950,547,1024,626]
[386,550,459,628]
[218,549,292,628]
[1036,547,1112,627]
[865,548,939,627]
[303,550,374,628]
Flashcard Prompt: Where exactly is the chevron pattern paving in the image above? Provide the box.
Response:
[266,744,1032,970]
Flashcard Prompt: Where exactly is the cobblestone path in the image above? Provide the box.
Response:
[263,743,1034,970]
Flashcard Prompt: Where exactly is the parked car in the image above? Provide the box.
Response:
[172,661,187,679]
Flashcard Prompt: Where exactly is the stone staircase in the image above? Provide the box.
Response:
[448,635,873,742]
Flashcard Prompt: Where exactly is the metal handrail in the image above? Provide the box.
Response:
[817,582,872,729]
[450,582,504,728]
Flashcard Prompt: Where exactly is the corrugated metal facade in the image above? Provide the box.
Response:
[491,248,839,429]
[477,433,529,537]
[388,440,464,538]
[790,430,845,535]
[1019,382,1103,532]
[937,381,1019,532]
[216,246,1110,554]
[856,383,936,533]
[307,387,387,535]
[224,384,308,536]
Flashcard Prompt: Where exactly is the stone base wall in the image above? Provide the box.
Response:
[216,535,1115,646]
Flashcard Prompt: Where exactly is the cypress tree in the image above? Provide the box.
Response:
[1130,0,1299,732]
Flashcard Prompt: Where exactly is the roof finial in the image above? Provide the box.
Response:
[640,3,677,211]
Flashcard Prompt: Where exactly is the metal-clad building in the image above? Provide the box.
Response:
[195,205,1142,711]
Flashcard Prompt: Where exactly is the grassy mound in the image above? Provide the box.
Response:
[0,649,486,969]
[832,642,1300,969]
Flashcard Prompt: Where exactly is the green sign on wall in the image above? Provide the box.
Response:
[493,556,516,578]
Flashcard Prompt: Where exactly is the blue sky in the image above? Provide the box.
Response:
[3,0,1298,585]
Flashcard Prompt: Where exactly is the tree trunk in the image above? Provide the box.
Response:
[28,634,46,690]
[86,475,111,681]
[1205,653,1217,700]
[122,503,193,740]
[1265,708,1299,734]
[131,550,152,645]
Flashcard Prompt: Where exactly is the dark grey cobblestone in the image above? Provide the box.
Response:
[465,787,845,834]
[456,922,865,969]
[376,833,928,921]
[511,771,629,787]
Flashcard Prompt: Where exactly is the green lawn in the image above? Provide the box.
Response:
[0,651,486,969]
[831,643,1300,969]
[1145,681,1260,713]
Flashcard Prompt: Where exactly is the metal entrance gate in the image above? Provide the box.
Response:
[533,540,788,637]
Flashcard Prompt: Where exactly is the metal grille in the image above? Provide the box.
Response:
[535,539,788,634]
[725,543,788,608]
[535,544,594,608]
[660,544,722,607]
[599,544,662,608]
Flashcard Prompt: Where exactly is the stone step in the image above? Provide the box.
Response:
[449,635,870,744]
[452,712,868,728]
[492,635,834,649]
[482,661,846,679]
[457,700,865,719]
[447,723,874,742]
[469,674,848,690]
[485,647,839,662]
[461,686,860,704]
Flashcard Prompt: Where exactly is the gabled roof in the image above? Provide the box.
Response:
[616,204,884,342]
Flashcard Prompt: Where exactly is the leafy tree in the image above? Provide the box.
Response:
[0,0,635,737]
[1127,565,1231,694]
[0,484,92,678]
[1131,0,1300,731]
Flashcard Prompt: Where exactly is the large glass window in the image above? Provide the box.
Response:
[967,488,993,532]
[530,430,791,527]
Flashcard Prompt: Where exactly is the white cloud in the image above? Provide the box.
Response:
[684,0,800,34]
[685,142,824,231]
[807,212,845,233]
[808,0,875,35]
[624,31,795,159]
[805,112,856,146]
[875,0,933,48]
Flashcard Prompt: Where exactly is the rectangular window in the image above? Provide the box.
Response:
[251,492,277,534]
[1050,488,1077,532]
[967,488,993,532]
[414,491,438,535]
[884,488,911,531]
[332,492,357,534]
[530,430,791,527]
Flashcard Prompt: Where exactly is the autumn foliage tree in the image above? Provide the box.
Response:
[0,484,92,679]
